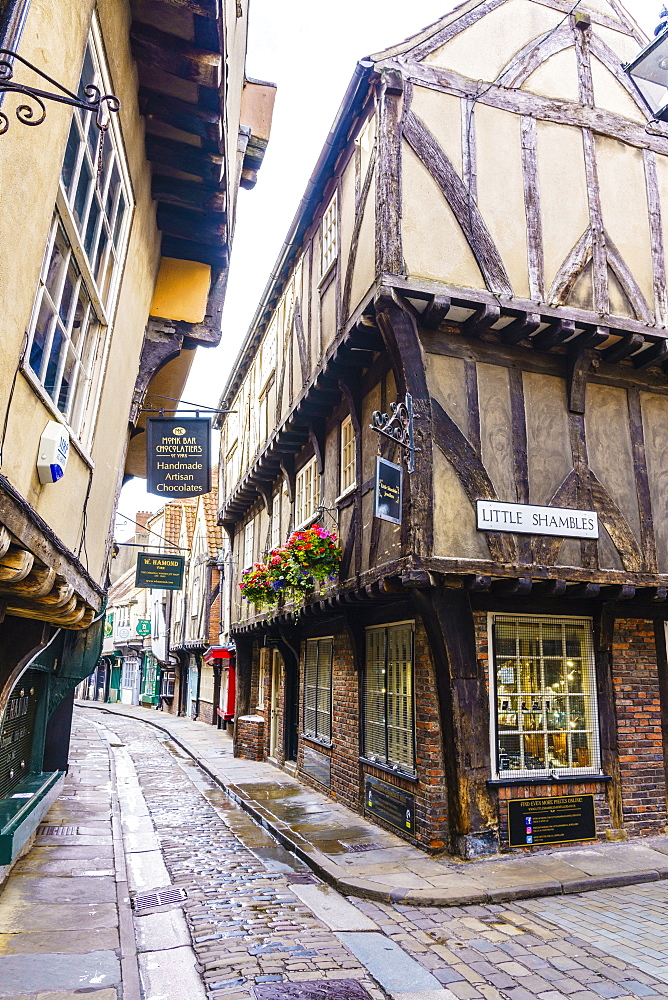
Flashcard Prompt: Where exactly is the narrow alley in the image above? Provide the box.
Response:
[3,709,668,1000]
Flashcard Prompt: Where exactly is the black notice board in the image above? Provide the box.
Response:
[365,775,415,835]
[374,456,402,524]
[302,746,331,787]
[136,552,185,590]
[508,794,596,847]
[147,417,211,498]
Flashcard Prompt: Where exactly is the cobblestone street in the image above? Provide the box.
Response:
[4,709,668,1000]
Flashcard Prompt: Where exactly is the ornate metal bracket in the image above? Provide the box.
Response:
[370,392,419,473]
[0,48,119,158]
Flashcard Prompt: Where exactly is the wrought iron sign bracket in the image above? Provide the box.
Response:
[370,392,419,473]
[0,48,120,155]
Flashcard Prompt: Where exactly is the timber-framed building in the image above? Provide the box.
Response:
[217,0,668,857]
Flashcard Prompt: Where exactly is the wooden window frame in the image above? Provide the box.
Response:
[320,192,338,281]
[489,614,601,781]
[339,414,356,496]
[363,622,416,776]
[303,637,333,745]
[295,456,320,528]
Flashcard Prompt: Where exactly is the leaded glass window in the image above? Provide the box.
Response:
[364,623,415,774]
[492,616,600,778]
[303,638,332,743]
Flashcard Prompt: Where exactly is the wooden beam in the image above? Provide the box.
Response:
[156,204,227,243]
[422,294,451,329]
[130,23,222,90]
[161,235,227,268]
[567,347,598,414]
[603,333,644,364]
[140,87,223,144]
[145,0,219,20]
[151,175,226,214]
[145,135,223,184]
[633,339,668,370]
[0,563,55,599]
[532,318,575,351]
[500,312,540,345]
[0,545,33,583]
[463,303,500,337]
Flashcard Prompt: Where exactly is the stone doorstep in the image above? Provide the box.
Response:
[76,703,668,909]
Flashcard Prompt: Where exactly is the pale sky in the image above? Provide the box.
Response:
[116,0,660,539]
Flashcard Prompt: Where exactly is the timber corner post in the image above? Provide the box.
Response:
[411,584,499,859]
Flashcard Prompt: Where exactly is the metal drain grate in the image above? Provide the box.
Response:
[253,980,373,999]
[133,886,187,911]
[37,825,78,836]
[285,872,321,884]
[340,842,383,853]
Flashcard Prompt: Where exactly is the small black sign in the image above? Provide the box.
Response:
[302,746,331,787]
[374,456,402,524]
[135,552,185,591]
[147,417,211,498]
[365,775,415,835]
[508,794,596,847]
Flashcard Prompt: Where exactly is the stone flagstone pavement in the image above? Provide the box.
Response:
[79,701,668,907]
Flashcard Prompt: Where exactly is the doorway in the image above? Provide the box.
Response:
[283,654,299,763]
[269,650,281,759]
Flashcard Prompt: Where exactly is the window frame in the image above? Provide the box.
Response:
[488,613,601,781]
[303,637,333,745]
[23,19,133,449]
[363,622,416,776]
[320,192,338,281]
[339,414,356,496]
[243,518,255,571]
[271,490,281,550]
[295,456,320,528]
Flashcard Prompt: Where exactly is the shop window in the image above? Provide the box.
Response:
[320,192,338,278]
[364,623,415,775]
[295,456,319,527]
[304,637,333,743]
[25,26,131,444]
[340,415,355,494]
[491,615,600,779]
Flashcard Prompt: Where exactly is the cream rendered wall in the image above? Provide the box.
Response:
[0,0,160,585]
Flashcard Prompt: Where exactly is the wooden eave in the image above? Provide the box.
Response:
[0,476,103,629]
[215,62,377,421]
[129,0,229,270]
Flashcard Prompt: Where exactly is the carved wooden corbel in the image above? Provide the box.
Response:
[567,347,599,414]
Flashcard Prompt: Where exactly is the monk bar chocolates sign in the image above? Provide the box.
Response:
[136,552,185,590]
[476,500,598,539]
[147,418,211,498]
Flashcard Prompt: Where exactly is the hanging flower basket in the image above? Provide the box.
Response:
[239,563,279,610]
[240,527,342,612]
[285,525,342,583]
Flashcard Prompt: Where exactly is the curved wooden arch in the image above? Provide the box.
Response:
[403,110,513,296]
[548,228,593,306]
[533,467,644,572]
[496,25,573,88]
[431,397,517,563]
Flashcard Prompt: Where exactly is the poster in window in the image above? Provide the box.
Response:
[374,456,402,524]
[147,417,211,498]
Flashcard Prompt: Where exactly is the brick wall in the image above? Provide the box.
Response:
[295,621,449,851]
[613,619,667,836]
[198,699,214,725]
[235,715,265,760]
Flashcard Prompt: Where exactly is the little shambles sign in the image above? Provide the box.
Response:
[476,500,598,539]
[147,418,211,498]
[135,552,185,590]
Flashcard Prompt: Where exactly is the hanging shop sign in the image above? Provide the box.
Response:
[135,619,151,637]
[507,794,596,847]
[146,417,211,498]
[476,500,598,539]
[365,775,415,835]
[135,552,185,591]
[374,456,403,524]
